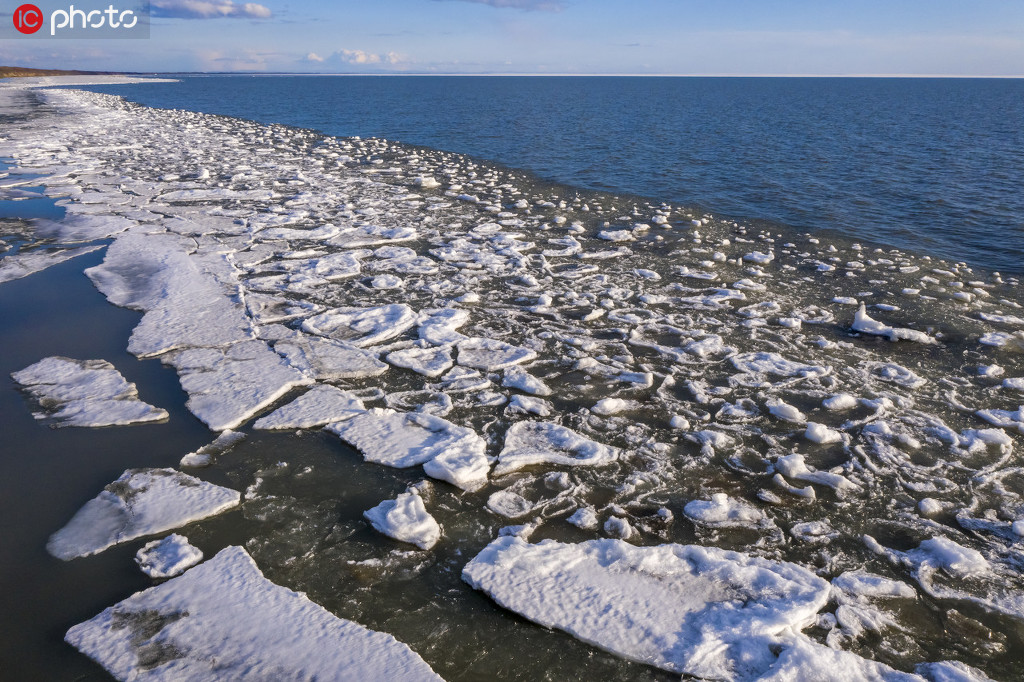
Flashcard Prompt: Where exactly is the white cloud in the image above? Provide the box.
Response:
[306,52,325,63]
[151,0,272,19]
[340,49,381,65]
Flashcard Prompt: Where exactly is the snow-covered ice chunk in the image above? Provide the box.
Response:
[302,304,417,347]
[387,346,454,377]
[86,233,255,358]
[456,337,537,371]
[364,488,441,550]
[463,537,831,680]
[805,422,843,444]
[775,454,859,492]
[135,534,203,579]
[591,398,636,416]
[253,385,365,430]
[823,394,858,411]
[48,468,240,560]
[12,356,168,427]
[275,335,388,380]
[502,366,552,396]
[67,546,443,680]
[766,399,806,423]
[852,303,937,344]
[684,493,768,529]
[328,409,488,490]
[494,421,620,475]
[169,340,313,431]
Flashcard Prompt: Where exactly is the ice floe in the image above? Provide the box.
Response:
[67,546,444,680]
[494,421,620,475]
[463,537,915,680]
[47,468,240,560]
[328,409,489,490]
[364,486,442,550]
[12,356,168,427]
[135,534,204,579]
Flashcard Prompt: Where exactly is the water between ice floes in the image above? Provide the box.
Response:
[1,81,1023,680]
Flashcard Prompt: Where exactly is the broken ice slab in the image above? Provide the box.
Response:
[0,245,102,284]
[11,356,168,427]
[327,408,489,491]
[166,340,313,432]
[464,537,914,681]
[67,546,444,681]
[493,421,620,476]
[253,384,366,430]
[47,468,240,561]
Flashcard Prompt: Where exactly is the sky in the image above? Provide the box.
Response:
[2,0,1024,76]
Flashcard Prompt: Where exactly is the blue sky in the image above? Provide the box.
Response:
[3,0,1023,75]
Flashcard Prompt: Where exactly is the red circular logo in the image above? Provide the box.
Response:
[13,4,43,34]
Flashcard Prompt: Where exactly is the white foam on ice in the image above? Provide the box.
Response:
[47,468,240,560]
[67,545,443,680]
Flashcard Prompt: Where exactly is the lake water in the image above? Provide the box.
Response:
[78,75,1024,274]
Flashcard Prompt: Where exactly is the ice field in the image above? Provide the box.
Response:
[1,78,1023,680]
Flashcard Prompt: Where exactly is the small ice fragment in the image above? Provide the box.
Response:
[804,422,843,444]
[567,507,599,530]
[684,493,767,528]
[591,398,632,416]
[918,498,943,517]
[457,337,537,371]
[823,394,858,411]
[364,488,441,550]
[603,516,634,539]
[852,303,937,344]
[767,399,806,423]
[180,430,246,468]
[135,534,203,578]
[502,366,552,396]
[669,415,690,430]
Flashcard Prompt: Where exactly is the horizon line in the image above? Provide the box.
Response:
[142,71,1024,79]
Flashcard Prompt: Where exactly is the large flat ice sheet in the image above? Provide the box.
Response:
[67,546,445,681]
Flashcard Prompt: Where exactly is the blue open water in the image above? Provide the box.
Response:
[79,76,1024,273]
